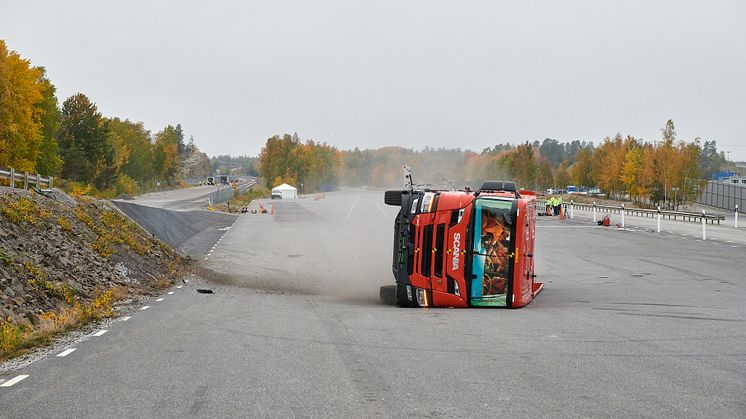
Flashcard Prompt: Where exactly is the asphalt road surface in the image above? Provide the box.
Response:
[2,190,745,418]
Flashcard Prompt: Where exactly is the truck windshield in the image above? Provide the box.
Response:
[470,198,514,307]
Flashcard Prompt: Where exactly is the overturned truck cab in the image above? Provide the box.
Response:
[381,181,543,308]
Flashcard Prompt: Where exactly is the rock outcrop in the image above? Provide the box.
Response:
[179,150,212,181]
[0,188,184,326]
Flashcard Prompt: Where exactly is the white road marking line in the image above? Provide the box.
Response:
[732,245,739,248]
[168,292,174,295]
[370,193,387,217]
[681,234,687,236]
[140,306,150,311]
[0,375,29,387]
[346,195,360,219]
[121,316,131,321]
[93,330,108,337]
[177,286,183,289]
[57,348,76,357]
[726,240,734,243]
[203,257,208,261]
[156,298,164,302]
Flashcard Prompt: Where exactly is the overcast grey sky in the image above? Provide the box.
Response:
[2,0,745,160]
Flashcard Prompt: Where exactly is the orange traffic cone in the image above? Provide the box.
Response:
[559,206,565,220]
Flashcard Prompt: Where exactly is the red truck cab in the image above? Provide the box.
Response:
[382,181,543,308]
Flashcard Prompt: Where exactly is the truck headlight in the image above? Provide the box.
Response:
[416,288,428,307]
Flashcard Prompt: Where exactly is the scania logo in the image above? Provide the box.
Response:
[452,233,461,271]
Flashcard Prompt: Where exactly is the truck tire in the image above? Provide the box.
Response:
[384,190,403,206]
[380,285,397,305]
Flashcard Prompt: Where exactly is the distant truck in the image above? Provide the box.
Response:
[206,176,215,185]
[381,179,542,308]
[218,175,229,185]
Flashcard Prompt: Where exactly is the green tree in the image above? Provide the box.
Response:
[58,93,113,188]
[36,70,62,176]
[538,138,567,167]
[699,140,724,179]
[175,123,186,159]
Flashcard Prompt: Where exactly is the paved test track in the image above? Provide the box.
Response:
[1,190,745,418]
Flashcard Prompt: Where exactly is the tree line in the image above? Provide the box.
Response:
[258,134,341,193]
[260,121,731,208]
[0,40,196,195]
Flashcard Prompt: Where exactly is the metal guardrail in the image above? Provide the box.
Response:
[0,167,54,190]
[539,200,725,225]
[210,179,257,205]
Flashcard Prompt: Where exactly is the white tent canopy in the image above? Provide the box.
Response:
[271,183,298,199]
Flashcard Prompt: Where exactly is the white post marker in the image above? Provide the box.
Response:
[570,200,574,219]
[736,204,739,229]
[701,210,707,241]
[593,202,597,223]
[657,206,661,233]
[621,204,625,229]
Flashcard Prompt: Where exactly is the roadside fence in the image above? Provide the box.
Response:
[209,185,234,205]
[0,167,54,190]
[698,180,745,215]
[539,199,729,241]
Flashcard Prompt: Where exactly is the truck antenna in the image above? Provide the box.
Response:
[403,166,414,192]
[443,179,457,191]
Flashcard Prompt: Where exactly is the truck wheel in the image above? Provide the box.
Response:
[384,190,403,206]
[380,285,397,305]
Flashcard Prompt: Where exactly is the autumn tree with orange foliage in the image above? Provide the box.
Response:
[0,40,47,172]
[258,133,341,193]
